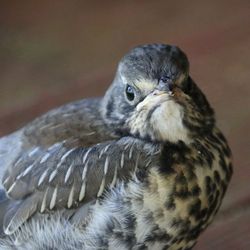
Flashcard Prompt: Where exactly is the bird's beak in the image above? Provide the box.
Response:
[136,88,170,112]
[155,79,174,95]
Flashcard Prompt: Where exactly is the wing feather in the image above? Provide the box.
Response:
[1,137,160,234]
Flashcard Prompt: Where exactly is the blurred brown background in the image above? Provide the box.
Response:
[0,1,249,249]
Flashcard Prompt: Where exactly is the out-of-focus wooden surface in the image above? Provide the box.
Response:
[0,1,249,249]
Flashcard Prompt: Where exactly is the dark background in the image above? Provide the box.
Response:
[0,1,249,249]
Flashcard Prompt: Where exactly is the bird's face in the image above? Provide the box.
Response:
[102,44,214,143]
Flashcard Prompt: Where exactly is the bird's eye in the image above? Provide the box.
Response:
[125,85,135,101]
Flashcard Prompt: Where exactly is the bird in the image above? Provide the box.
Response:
[0,44,233,250]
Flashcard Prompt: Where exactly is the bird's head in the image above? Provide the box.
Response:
[102,44,215,144]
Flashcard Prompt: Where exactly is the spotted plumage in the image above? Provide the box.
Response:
[0,44,232,249]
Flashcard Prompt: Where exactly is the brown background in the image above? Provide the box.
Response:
[0,1,249,249]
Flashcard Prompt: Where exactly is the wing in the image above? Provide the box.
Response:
[22,98,116,147]
[0,98,117,188]
[1,137,160,235]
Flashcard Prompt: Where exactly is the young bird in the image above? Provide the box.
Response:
[0,44,232,250]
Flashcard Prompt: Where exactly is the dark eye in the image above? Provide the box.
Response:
[125,85,135,101]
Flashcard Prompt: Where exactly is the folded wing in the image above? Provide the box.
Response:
[1,137,159,235]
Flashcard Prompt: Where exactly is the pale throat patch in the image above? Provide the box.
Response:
[151,100,190,143]
[130,93,190,144]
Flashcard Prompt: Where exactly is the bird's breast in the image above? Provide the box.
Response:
[129,131,232,249]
